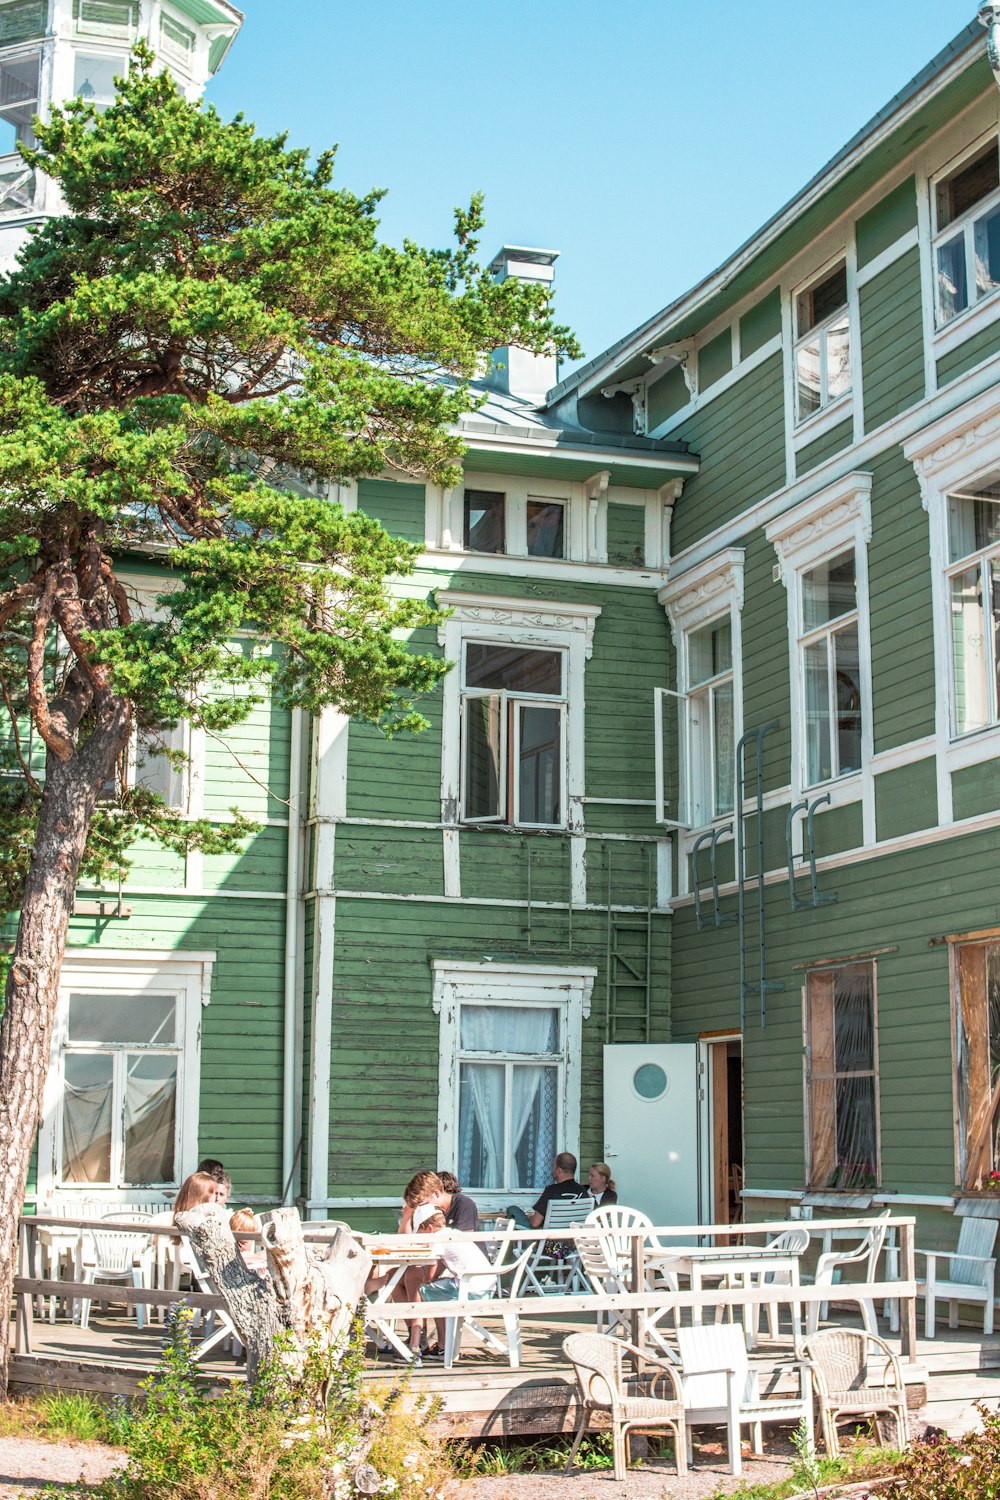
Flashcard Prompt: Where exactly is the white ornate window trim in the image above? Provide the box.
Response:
[431,958,595,1209]
[766,472,874,834]
[437,591,600,833]
[37,948,214,1207]
[904,386,1000,821]
[658,548,745,851]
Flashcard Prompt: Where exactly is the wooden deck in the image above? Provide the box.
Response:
[10,1300,979,1438]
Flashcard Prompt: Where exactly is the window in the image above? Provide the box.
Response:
[73,1,138,40]
[793,261,851,423]
[433,959,595,1202]
[799,551,862,785]
[526,499,565,558]
[953,936,1000,1190]
[659,547,744,832]
[39,951,213,1202]
[684,617,735,824]
[805,961,880,1190]
[438,591,599,841]
[0,49,40,151]
[73,52,127,110]
[766,472,872,803]
[461,642,565,827]
[464,489,505,553]
[933,140,1000,326]
[945,477,1000,736]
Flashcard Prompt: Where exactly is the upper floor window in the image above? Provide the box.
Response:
[933,139,1000,326]
[461,642,565,827]
[74,52,127,110]
[684,617,735,825]
[659,547,744,833]
[766,472,872,801]
[805,960,880,1191]
[0,49,40,152]
[799,551,862,785]
[946,476,1000,737]
[793,260,851,424]
[463,487,566,559]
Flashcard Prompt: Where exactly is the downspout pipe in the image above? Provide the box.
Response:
[281,707,306,1204]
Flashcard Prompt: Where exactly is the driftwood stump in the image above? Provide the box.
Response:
[176,1204,372,1389]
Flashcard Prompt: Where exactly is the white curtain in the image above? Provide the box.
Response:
[459,1005,558,1190]
[62,1057,113,1183]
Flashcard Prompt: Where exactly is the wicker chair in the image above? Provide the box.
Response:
[801,1327,909,1458]
[562,1332,687,1483]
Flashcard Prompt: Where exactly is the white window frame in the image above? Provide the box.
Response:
[37,948,214,1208]
[766,473,873,827]
[430,471,590,562]
[904,386,1000,823]
[658,548,745,836]
[459,642,567,829]
[438,591,599,835]
[431,958,595,1211]
[930,132,1000,331]
[791,255,854,431]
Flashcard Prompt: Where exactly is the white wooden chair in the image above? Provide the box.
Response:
[674,1323,813,1477]
[441,1225,534,1370]
[183,1237,243,1361]
[917,1215,997,1338]
[78,1216,154,1331]
[562,1332,687,1483]
[523,1197,588,1295]
[801,1328,909,1457]
[804,1210,891,1335]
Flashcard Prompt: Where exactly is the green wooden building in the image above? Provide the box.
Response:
[15,5,1000,1243]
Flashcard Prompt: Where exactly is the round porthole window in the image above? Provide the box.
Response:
[632,1062,668,1101]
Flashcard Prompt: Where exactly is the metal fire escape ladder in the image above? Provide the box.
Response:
[690,826,737,931]
[605,843,655,1044]
[785,793,839,911]
[736,723,785,1032]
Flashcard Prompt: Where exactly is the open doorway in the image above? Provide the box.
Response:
[703,1035,743,1226]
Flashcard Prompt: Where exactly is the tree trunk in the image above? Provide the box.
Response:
[0,704,130,1395]
[177,1205,372,1390]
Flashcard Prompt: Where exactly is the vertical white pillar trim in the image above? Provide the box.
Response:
[281,707,306,1203]
[425,483,442,548]
[847,228,864,447]
[306,706,350,1214]
[332,480,358,513]
[184,722,206,890]
[442,827,461,897]
[570,835,587,907]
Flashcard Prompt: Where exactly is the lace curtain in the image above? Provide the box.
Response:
[458,1005,559,1191]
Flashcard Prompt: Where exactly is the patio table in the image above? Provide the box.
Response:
[362,1238,442,1360]
[644,1245,803,1349]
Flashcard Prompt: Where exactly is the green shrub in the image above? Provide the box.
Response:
[889,1402,1000,1499]
[0,1390,115,1444]
[58,1308,452,1500]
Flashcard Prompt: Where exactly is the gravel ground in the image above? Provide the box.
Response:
[0,1436,124,1497]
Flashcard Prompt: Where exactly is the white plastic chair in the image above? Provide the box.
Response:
[750,1227,810,1342]
[441,1228,534,1370]
[585,1203,681,1349]
[675,1323,813,1477]
[184,1236,243,1361]
[804,1210,891,1335]
[576,1227,629,1337]
[917,1215,997,1338]
[78,1215,153,1330]
[523,1197,589,1295]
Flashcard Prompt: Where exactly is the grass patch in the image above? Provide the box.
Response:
[0,1390,118,1445]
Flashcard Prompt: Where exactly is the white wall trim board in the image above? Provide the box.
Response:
[419,549,665,589]
[76,885,284,901]
[646,334,783,441]
[306,887,669,915]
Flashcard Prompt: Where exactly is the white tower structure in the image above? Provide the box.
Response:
[0,0,242,266]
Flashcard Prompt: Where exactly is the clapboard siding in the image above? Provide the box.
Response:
[671,827,1000,1195]
[323,897,672,1200]
[606,501,646,567]
[739,533,793,794]
[861,247,925,431]
[867,446,936,753]
[936,314,1000,386]
[795,417,853,478]
[669,355,786,553]
[874,758,938,839]
[355,478,426,543]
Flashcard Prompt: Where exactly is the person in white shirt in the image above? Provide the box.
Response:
[410,1203,497,1360]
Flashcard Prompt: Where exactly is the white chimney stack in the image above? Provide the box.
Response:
[486,245,559,404]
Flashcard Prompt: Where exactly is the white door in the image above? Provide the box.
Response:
[603,1044,699,1230]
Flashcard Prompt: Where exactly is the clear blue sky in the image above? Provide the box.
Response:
[206,1,978,372]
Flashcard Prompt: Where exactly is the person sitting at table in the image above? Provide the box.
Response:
[410,1203,497,1362]
[528,1152,586,1228]
[172,1171,219,1217]
[432,1170,479,1231]
[399,1170,444,1233]
[587,1162,618,1207]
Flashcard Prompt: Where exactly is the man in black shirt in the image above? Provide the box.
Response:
[432,1171,479,1231]
[529,1152,585,1227]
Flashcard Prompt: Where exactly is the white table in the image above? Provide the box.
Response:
[363,1239,441,1360]
[646,1245,803,1349]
